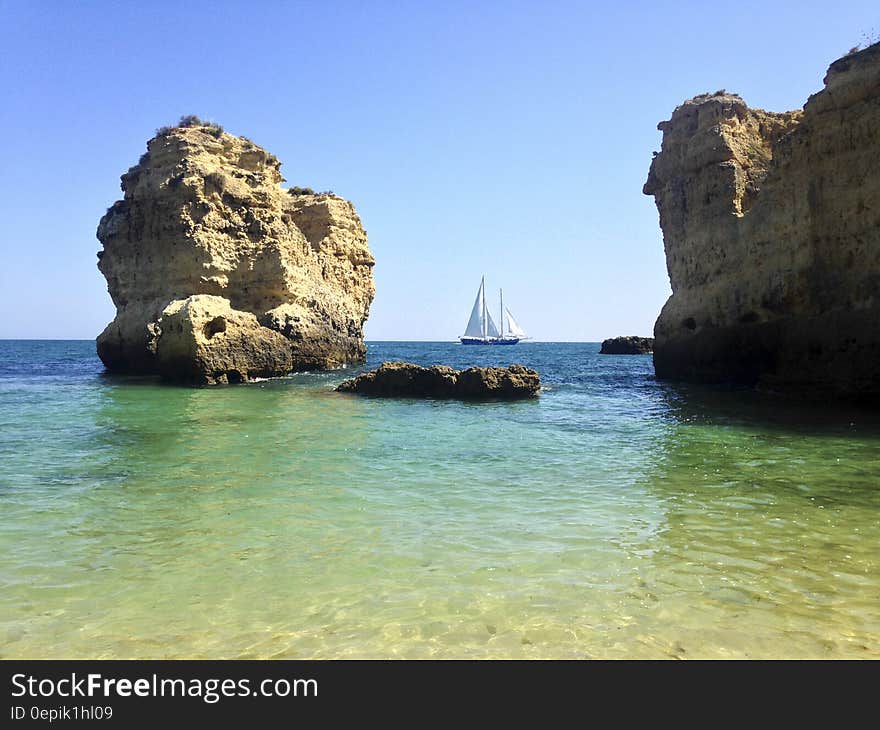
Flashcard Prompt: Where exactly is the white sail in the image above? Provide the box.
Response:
[505,307,527,338]
[485,311,500,338]
[463,279,486,337]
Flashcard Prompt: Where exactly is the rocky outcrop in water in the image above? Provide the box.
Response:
[96,118,375,384]
[336,362,541,398]
[644,43,880,399]
[600,336,654,355]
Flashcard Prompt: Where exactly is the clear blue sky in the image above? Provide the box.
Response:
[0,1,876,341]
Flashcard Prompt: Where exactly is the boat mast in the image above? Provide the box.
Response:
[481,276,487,339]
[500,288,504,338]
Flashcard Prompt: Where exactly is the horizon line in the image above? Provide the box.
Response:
[0,338,641,344]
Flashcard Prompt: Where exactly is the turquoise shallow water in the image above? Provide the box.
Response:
[0,340,878,658]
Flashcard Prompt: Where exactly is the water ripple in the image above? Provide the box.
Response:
[0,341,878,658]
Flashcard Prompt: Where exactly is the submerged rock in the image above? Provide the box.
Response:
[644,43,880,399]
[96,118,375,384]
[336,362,540,399]
[600,336,654,355]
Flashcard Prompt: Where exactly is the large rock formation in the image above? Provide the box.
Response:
[336,362,541,399]
[644,43,880,399]
[600,336,654,355]
[96,119,375,384]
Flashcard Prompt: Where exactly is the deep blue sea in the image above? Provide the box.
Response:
[0,340,878,658]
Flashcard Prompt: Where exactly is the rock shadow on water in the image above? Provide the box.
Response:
[656,379,880,438]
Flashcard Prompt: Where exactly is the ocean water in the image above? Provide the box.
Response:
[0,340,878,659]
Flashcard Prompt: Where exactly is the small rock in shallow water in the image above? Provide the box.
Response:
[599,336,654,355]
[335,361,540,399]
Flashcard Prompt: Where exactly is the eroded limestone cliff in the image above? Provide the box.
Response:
[96,121,375,384]
[644,43,880,398]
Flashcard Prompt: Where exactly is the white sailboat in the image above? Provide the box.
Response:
[460,277,529,345]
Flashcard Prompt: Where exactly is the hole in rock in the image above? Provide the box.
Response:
[203,316,227,339]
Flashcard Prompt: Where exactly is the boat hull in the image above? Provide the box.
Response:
[460,337,521,345]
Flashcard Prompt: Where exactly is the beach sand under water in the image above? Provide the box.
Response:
[1,340,877,658]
